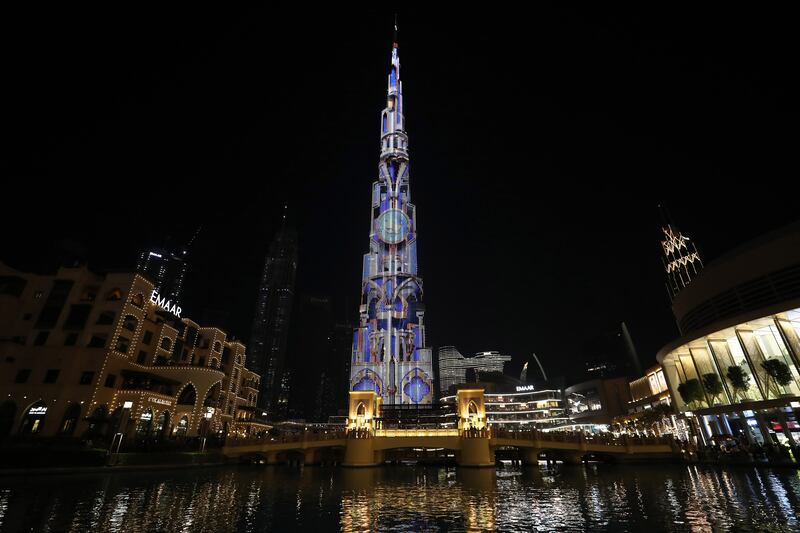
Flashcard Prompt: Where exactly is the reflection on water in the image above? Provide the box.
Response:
[0,464,799,532]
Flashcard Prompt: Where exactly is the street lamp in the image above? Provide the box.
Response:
[110,401,134,459]
[200,407,214,452]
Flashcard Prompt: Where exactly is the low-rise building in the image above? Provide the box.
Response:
[627,365,671,414]
[441,382,569,430]
[0,262,268,442]
[564,377,632,430]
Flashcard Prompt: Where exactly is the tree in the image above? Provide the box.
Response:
[701,373,724,405]
[726,365,751,401]
[677,379,703,408]
[639,403,674,435]
[761,359,794,399]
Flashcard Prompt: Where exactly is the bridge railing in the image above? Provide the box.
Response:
[374,428,460,438]
[492,428,675,447]
[224,430,347,447]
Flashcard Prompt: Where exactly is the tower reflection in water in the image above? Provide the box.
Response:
[339,467,496,533]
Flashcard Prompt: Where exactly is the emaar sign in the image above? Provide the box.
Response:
[515,385,535,392]
[150,290,182,317]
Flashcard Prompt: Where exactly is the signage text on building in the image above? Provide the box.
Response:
[515,385,535,392]
[150,290,182,317]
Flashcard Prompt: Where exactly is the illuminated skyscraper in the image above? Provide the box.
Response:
[136,245,188,304]
[248,223,298,415]
[438,347,512,396]
[659,208,703,300]
[349,23,435,405]
[136,229,200,305]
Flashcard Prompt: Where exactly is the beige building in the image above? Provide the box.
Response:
[0,262,268,441]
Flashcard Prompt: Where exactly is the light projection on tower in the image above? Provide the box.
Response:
[348,23,435,405]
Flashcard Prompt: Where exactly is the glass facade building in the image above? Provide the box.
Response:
[657,222,800,449]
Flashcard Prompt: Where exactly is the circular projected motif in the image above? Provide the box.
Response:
[376,209,410,244]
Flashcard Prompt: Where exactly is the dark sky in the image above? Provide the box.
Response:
[3,7,796,382]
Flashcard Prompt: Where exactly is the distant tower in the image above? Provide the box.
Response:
[248,213,298,417]
[136,229,199,304]
[349,21,435,405]
[659,206,703,300]
[436,347,511,397]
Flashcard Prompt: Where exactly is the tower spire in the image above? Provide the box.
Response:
[659,206,703,301]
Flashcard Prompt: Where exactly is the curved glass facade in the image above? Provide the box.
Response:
[661,307,800,412]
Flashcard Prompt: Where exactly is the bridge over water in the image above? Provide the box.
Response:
[222,390,679,467]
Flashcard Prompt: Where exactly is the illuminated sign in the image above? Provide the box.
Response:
[515,385,535,392]
[140,411,152,421]
[150,290,182,317]
[147,396,171,406]
[28,406,48,416]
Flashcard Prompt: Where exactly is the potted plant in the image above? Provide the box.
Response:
[761,359,794,399]
[677,378,704,409]
[701,373,724,405]
[726,365,751,402]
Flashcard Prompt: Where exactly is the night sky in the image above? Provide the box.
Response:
[3,7,796,383]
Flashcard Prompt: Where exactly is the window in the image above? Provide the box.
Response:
[213,341,221,352]
[44,369,60,384]
[64,333,79,346]
[80,287,98,302]
[33,331,49,346]
[79,371,95,385]
[137,350,147,364]
[131,293,144,307]
[115,336,130,354]
[142,330,153,345]
[88,334,107,348]
[63,304,92,329]
[14,369,31,384]
[106,288,123,301]
[96,311,115,325]
[35,280,74,328]
[122,315,138,332]
[160,337,172,351]
[104,374,117,388]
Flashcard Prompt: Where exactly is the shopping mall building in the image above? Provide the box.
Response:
[0,262,268,441]
[440,382,569,430]
[657,222,800,448]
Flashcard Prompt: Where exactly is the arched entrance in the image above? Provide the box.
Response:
[177,384,197,407]
[0,401,16,438]
[19,401,48,435]
[59,403,82,435]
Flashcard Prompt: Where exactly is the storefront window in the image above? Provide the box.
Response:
[136,409,153,435]
[750,319,800,397]
[708,332,763,402]
[689,342,730,406]
[175,416,188,437]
